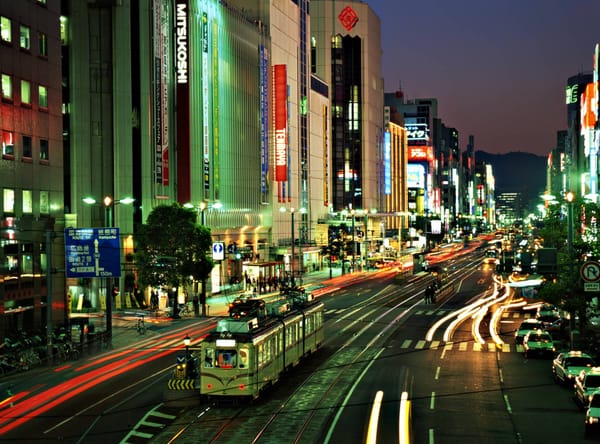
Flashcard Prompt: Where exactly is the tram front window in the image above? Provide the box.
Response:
[217,350,237,368]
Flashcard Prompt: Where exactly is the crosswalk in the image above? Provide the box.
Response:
[120,404,178,444]
[398,338,524,353]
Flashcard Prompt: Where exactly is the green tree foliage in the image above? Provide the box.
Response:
[536,196,600,336]
[135,204,213,314]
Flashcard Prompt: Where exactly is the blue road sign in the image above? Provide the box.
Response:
[65,227,121,278]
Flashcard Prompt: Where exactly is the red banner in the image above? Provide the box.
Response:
[274,65,287,182]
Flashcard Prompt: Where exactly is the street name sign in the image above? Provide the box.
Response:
[65,227,121,278]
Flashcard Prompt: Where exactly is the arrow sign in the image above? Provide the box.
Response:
[581,261,600,282]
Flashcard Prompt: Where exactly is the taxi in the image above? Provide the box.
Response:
[586,391,600,436]
[515,318,543,345]
[522,329,555,358]
[552,351,594,385]
[575,367,600,408]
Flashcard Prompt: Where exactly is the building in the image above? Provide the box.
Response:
[0,0,64,338]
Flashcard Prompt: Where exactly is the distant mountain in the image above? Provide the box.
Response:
[475,151,546,196]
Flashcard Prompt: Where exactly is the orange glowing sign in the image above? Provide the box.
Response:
[408,146,433,162]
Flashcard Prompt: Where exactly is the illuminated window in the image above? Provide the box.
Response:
[21,80,30,105]
[0,16,11,43]
[60,16,68,45]
[1,73,12,100]
[23,190,32,213]
[38,84,47,108]
[40,190,49,213]
[3,188,15,213]
[40,139,48,161]
[2,130,14,156]
[38,32,47,56]
[22,135,32,158]
[19,25,30,50]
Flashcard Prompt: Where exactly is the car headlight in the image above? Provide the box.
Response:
[589,394,595,403]
[589,416,600,424]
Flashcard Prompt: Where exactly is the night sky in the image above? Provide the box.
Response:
[366,0,600,157]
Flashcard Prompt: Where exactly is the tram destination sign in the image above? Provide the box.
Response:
[65,227,121,278]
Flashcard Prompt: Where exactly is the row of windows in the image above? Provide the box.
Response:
[1,74,48,108]
[2,130,49,161]
[3,188,50,215]
[0,15,48,57]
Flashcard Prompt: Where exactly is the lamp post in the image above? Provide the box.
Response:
[184,334,191,377]
[280,207,295,286]
[82,195,134,344]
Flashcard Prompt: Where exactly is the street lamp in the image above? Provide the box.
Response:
[350,208,356,273]
[566,191,575,260]
[184,201,208,225]
[82,195,135,344]
[280,207,296,286]
[183,334,191,377]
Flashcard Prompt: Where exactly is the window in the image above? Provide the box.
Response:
[38,32,47,56]
[1,73,12,100]
[19,25,30,50]
[23,190,32,213]
[60,16,68,45]
[22,135,32,158]
[38,84,47,108]
[0,16,11,43]
[3,188,15,213]
[2,130,14,156]
[40,190,48,214]
[37,0,47,5]
[21,80,30,105]
[40,139,48,161]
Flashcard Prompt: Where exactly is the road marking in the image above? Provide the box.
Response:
[434,366,441,380]
[459,342,467,351]
[430,340,440,349]
[430,391,436,410]
[429,428,435,444]
[415,340,427,349]
[401,339,412,349]
[503,394,513,414]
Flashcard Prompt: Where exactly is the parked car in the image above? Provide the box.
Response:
[552,351,595,385]
[515,319,544,345]
[523,329,555,358]
[575,367,600,408]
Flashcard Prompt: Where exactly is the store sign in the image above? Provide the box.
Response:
[274,64,288,182]
[175,1,188,84]
[406,124,429,142]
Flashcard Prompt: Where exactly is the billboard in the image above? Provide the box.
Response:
[274,65,288,182]
[407,163,425,188]
[408,145,433,162]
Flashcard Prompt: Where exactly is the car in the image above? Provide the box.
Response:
[575,367,600,408]
[536,303,560,319]
[515,318,544,344]
[552,351,595,385]
[523,329,555,358]
[586,391,600,436]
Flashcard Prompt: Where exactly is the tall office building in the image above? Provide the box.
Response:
[0,0,64,338]
[310,1,383,214]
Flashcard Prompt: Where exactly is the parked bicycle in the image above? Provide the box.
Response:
[137,315,146,335]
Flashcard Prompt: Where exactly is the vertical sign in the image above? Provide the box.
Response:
[211,17,218,199]
[260,45,269,199]
[274,65,288,182]
[175,0,190,202]
[323,104,329,206]
[384,130,391,194]
[201,12,210,195]
[153,0,165,184]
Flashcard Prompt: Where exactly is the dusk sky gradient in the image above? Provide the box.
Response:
[365,0,600,157]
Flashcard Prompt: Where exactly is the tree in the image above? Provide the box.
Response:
[135,204,213,316]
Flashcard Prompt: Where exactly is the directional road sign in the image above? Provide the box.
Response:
[581,261,600,283]
[65,227,121,278]
[212,242,224,261]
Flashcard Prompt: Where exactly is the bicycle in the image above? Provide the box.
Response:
[136,316,146,335]
[178,303,193,317]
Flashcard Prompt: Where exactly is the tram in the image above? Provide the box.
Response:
[200,289,325,400]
